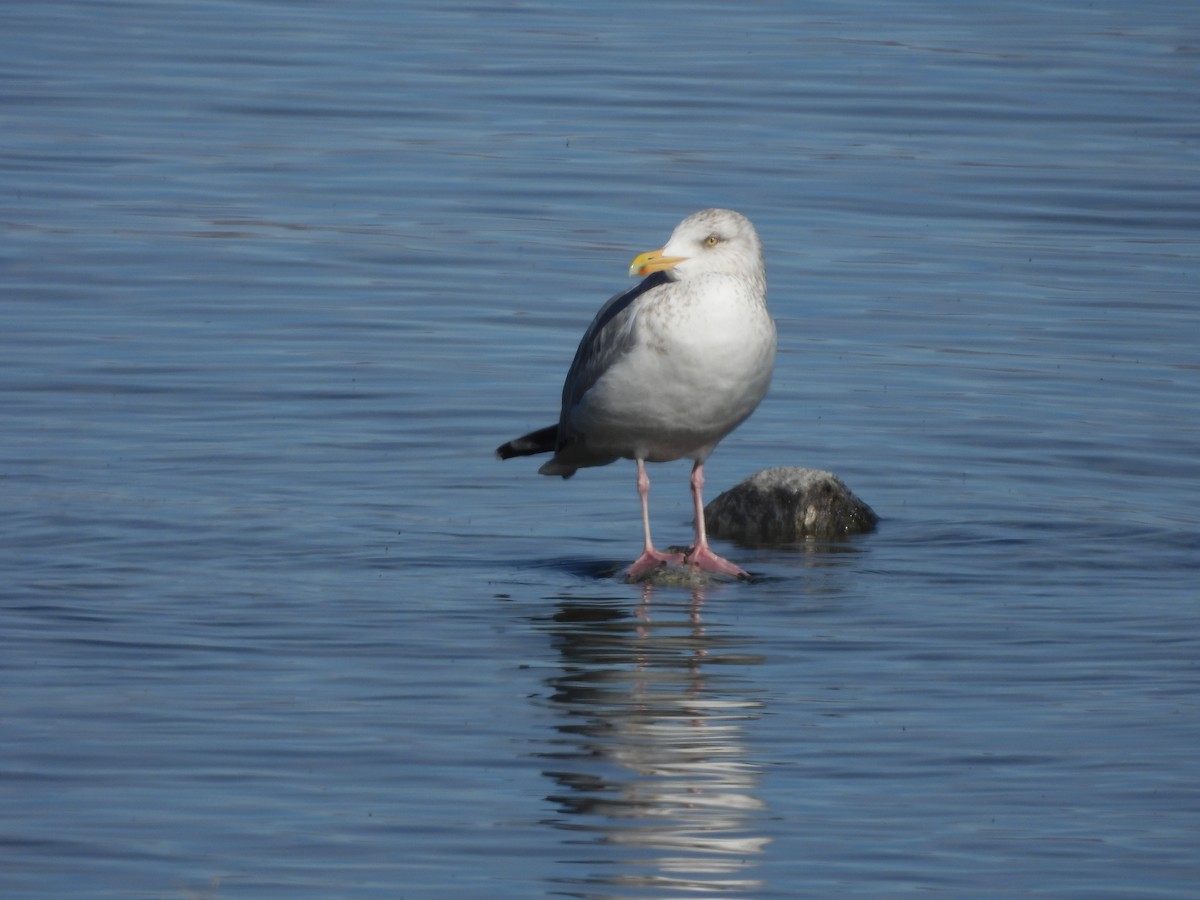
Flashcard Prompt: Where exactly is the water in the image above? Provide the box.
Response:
[2,1,1198,897]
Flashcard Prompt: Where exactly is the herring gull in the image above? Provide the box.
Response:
[497,208,776,580]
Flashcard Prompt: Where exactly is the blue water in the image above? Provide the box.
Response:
[2,1,1198,897]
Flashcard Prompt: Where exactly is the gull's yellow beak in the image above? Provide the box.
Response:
[629,248,687,277]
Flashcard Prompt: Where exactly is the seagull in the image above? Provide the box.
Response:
[497,208,776,580]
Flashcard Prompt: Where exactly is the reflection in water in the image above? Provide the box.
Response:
[537,586,770,897]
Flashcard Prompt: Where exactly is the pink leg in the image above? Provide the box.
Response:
[627,459,685,580]
[685,461,750,579]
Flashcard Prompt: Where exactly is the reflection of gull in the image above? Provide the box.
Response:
[541,588,771,895]
[498,209,776,580]
[603,717,769,864]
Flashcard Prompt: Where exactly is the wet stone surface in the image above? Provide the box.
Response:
[706,467,879,544]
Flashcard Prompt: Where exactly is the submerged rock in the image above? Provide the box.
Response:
[704,467,878,545]
[624,555,733,587]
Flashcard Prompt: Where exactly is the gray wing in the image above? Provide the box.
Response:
[556,271,671,438]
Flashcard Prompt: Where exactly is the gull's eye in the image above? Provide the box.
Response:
[704,234,720,248]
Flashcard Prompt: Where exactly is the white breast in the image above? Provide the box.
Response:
[573,274,776,462]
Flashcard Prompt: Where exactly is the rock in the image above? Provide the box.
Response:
[704,467,878,545]
[624,555,733,586]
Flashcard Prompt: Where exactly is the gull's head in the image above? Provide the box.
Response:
[628,208,764,282]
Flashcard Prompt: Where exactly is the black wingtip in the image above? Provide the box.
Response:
[496,424,558,460]
[495,441,522,460]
